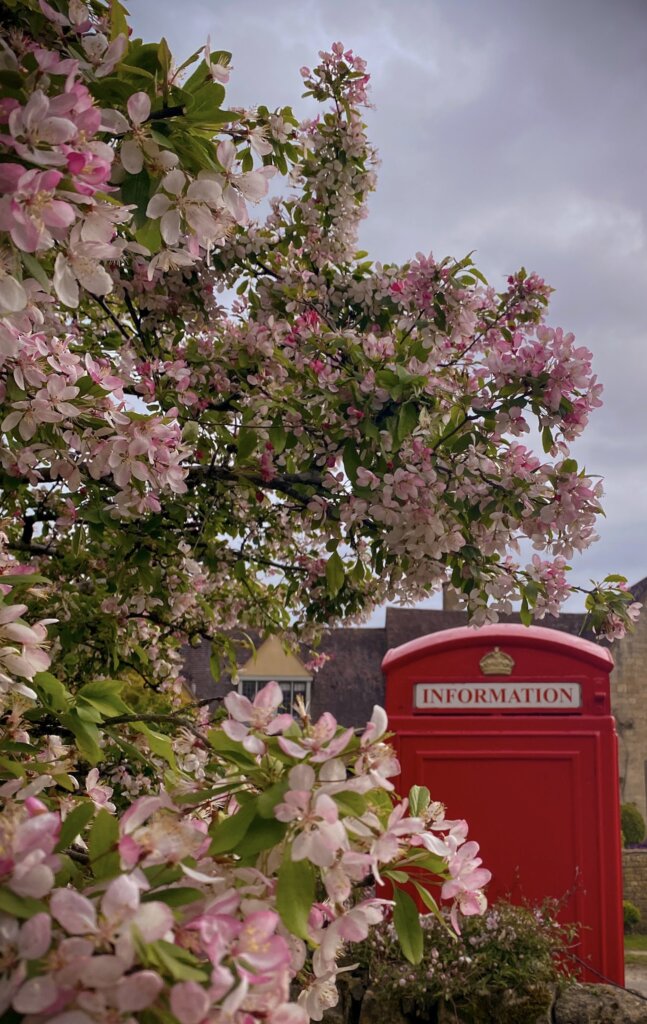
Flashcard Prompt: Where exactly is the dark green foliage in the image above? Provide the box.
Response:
[621,803,646,845]
[358,900,577,1024]
[623,900,642,933]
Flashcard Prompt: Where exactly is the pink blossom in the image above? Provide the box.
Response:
[217,139,276,225]
[0,167,76,252]
[291,793,348,868]
[119,92,152,174]
[223,680,294,754]
[232,910,291,982]
[278,713,354,763]
[7,90,77,166]
[85,768,115,812]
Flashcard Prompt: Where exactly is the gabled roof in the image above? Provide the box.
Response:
[237,635,312,680]
[628,575,647,604]
[384,606,592,653]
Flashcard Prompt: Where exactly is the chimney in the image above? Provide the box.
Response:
[442,582,462,612]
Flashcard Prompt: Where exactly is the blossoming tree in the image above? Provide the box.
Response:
[0,0,638,1021]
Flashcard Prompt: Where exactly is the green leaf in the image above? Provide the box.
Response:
[207,728,258,769]
[519,596,532,627]
[256,780,290,818]
[343,442,361,486]
[144,940,208,982]
[0,888,47,919]
[20,252,51,290]
[88,808,120,880]
[411,880,447,926]
[209,800,256,854]
[542,426,553,453]
[276,849,315,939]
[143,887,203,907]
[332,791,367,817]
[209,649,221,682]
[325,551,345,597]
[32,672,71,714]
[135,218,163,254]
[269,420,287,455]
[56,800,95,851]
[61,711,102,765]
[382,869,409,883]
[132,723,177,769]
[77,679,129,717]
[408,785,430,818]
[561,458,578,475]
[110,0,130,40]
[235,817,287,857]
[236,427,258,461]
[0,573,48,587]
[393,887,424,964]
[397,402,419,443]
[119,169,152,227]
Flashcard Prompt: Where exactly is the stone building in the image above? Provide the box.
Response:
[184,574,647,820]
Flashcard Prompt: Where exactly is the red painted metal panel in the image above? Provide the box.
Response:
[383,624,624,987]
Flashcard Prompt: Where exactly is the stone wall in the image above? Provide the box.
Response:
[324,980,647,1023]
[611,599,647,821]
[623,849,647,925]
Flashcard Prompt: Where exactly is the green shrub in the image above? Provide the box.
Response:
[358,900,577,1024]
[621,803,646,845]
[624,900,642,933]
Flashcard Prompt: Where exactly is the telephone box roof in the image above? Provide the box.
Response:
[382,622,614,673]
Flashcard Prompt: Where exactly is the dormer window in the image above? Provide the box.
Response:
[236,636,313,717]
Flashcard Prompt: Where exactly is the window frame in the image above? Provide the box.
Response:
[238,676,311,716]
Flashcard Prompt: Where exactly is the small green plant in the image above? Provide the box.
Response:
[621,803,646,845]
[624,900,642,933]
[358,900,577,1024]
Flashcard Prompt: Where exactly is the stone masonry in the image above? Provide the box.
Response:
[609,575,647,820]
[623,850,647,923]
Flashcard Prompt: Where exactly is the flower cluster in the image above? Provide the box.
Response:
[359,898,577,1022]
[0,684,491,1023]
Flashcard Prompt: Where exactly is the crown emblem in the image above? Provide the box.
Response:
[479,647,515,675]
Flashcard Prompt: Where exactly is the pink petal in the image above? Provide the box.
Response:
[0,163,24,191]
[132,900,174,941]
[50,889,97,934]
[269,1004,309,1024]
[127,92,151,126]
[120,795,163,833]
[116,970,163,1011]
[18,914,51,959]
[146,192,172,218]
[277,737,307,759]
[42,199,76,229]
[223,691,253,723]
[83,954,127,987]
[253,680,283,711]
[170,981,211,1024]
[221,720,248,742]
[217,139,235,171]
[120,138,144,174]
[101,874,139,922]
[13,976,58,1014]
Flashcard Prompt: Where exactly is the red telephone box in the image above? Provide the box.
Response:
[382,623,624,986]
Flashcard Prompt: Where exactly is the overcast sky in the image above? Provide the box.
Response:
[131,0,647,610]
